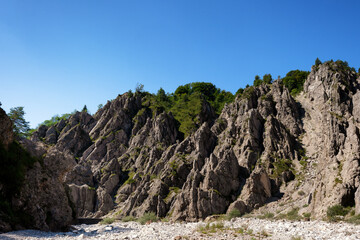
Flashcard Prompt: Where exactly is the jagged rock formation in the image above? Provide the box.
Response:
[0,108,74,233]
[2,60,360,232]
[297,63,360,216]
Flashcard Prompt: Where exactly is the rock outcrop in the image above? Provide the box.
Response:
[2,60,360,232]
[0,107,14,149]
[0,107,75,232]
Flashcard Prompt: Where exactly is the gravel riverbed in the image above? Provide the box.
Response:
[1,218,360,240]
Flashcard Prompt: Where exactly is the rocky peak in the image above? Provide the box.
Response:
[0,107,14,149]
[90,93,142,140]
[304,61,358,115]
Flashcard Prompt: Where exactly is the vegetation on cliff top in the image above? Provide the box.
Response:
[140,82,235,137]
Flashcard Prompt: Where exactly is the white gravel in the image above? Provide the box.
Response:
[1,218,360,240]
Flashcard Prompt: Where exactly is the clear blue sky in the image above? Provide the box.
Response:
[1,0,359,128]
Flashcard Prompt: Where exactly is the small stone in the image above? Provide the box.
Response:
[77,233,85,239]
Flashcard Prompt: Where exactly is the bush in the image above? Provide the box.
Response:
[100,217,115,224]
[39,113,71,128]
[226,209,242,220]
[270,158,293,179]
[286,208,301,221]
[327,204,349,221]
[137,212,158,225]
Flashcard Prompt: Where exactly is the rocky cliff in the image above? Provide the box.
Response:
[2,60,360,232]
[0,109,74,232]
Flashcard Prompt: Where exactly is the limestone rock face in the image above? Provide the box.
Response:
[0,109,75,232]
[297,62,360,217]
[4,61,360,232]
[68,184,96,217]
[11,160,74,231]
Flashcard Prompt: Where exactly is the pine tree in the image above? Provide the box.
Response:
[8,106,30,138]
[315,58,322,66]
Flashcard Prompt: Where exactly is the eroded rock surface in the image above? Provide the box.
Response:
[3,61,360,232]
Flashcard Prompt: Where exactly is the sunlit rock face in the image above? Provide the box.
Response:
[3,61,360,232]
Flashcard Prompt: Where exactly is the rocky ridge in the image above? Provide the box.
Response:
[1,60,360,232]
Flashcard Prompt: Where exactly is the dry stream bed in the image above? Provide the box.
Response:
[1,217,360,240]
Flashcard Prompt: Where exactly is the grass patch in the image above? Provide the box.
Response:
[100,217,115,224]
[149,174,158,181]
[276,208,301,221]
[257,212,274,219]
[122,215,136,222]
[197,221,225,234]
[124,171,136,185]
[169,160,179,176]
[137,212,158,225]
[286,208,301,221]
[346,214,360,225]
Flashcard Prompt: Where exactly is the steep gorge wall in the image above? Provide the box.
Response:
[27,68,315,221]
[2,61,360,232]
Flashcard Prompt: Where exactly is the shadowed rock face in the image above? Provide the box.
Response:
[0,109,74,233]
[2,61,360,232]
[0,108,13,149]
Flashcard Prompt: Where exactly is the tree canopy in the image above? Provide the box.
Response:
[140,82,234,137]
[253,74,273,87]
[282,70,310,96]
[8,107,30,138]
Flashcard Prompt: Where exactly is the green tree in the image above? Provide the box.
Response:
[236,88,244,96]
[127,89,134,97]
[135,83,144,94]
[175,84,191,96]
[253,75,262,87]
[157,88,167,102]
[282,70,310,96]
[263,74,272,84]
[97,104,103,110]
[8,107,30,138]
[82,105,88,113]
[190,82,217,101]
[315,58,322,66]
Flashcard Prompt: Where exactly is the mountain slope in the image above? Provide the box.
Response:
[2,60,360,232]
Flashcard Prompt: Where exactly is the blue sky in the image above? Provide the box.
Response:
[1,0,359,128]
